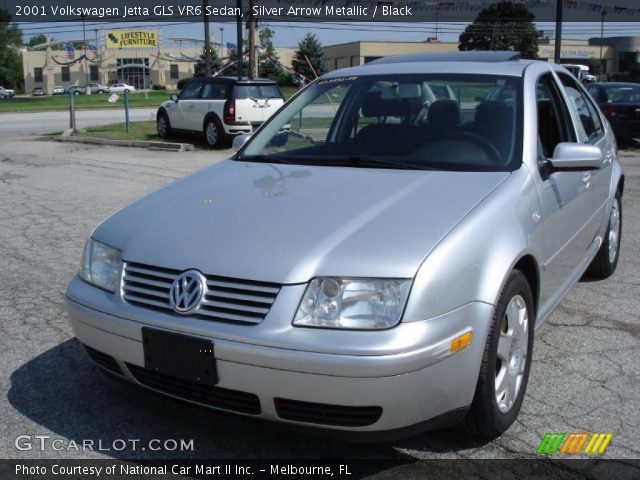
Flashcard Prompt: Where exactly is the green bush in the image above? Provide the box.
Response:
[152,84,166,91]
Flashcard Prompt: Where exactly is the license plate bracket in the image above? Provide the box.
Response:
[142,327,218,386]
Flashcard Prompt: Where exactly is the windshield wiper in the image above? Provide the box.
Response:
[340,156,436,171]
[238,154,294,165]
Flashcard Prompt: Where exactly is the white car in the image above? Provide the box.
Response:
[157,77,285,148]
[0,86,15,98]
[51,86,65,95]
[109,83,136,94]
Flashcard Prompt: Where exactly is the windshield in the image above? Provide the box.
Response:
[238,74,522,171]
[234,84,283,99]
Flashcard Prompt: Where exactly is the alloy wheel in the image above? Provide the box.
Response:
[495,294,529,413]
[608,197,621,265]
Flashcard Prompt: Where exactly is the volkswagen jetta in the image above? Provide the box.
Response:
[66,52,624,438]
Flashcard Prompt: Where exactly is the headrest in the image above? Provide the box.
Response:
[362,91,421,118]
[427,99,460,126]
[475,100,511,125]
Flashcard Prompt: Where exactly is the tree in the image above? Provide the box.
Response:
[0,9,24,90]
[258,26,279,79]
[194,48,223,77]
[292,33,327,81]
[459,1,539,59]
[224,45,249,78]
[28,34,48,49]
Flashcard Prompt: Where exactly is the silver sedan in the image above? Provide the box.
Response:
[66,52,623,439]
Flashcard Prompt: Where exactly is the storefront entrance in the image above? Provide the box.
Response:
[116,58,150,89]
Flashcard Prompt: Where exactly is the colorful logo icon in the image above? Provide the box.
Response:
[537,432,613,455]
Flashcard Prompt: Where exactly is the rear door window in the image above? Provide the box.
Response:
[202,83,228,100]
[558,73,603,144]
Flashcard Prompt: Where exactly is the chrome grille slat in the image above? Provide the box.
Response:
[124,285,170,299]
[122,262,280,325]
[200,299,270,315]
[125,265,177,279]
[196,308,263,323]
[123,294,171,309]
[204,290,274,303]
[206,279,280,295]
[123,275,172,289]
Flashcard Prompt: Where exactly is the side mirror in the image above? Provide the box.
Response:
[233,133,251,152]
[549,143,602,171]
[170,94,178,102]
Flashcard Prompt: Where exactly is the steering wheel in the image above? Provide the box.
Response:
[442,131,503,165]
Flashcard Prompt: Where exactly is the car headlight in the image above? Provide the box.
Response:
[79,238,122,293]
[293,278,412,330]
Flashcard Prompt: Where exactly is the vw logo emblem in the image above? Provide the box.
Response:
[169,270,205,313]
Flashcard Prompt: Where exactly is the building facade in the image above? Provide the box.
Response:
[21,29,296,94]
[324,38,635,78]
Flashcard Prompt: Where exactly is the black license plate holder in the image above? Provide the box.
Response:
[142,327,218,386]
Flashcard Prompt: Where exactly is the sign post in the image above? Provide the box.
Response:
[69,92,76,132]
[124,90,130,133]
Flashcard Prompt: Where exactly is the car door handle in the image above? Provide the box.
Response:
[582,172,591,188]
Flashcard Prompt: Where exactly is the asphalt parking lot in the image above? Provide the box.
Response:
[0,133,639,462]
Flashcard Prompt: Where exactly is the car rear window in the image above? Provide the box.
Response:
[234,84,282,100]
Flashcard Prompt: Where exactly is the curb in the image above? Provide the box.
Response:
[56,135,194,152]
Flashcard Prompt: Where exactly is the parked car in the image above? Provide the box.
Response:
[85,83,110,94]
[67,86,85,95]
[67,52,623,439]
[32,87,45,96]
[156,77,285,148]
[109,83,135,94]
[51,86,65,95]
[586,82,640,146]
[0,86,15,98]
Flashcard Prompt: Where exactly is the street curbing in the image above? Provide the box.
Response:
[56,134,194,152]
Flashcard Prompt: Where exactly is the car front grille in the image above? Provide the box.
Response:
[126,364,261,415]
[274,398,383,427]
[121,261,280,325]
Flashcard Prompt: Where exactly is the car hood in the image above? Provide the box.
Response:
[94,160,509,284]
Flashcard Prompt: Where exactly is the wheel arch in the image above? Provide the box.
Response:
[203,112,222,131]
[512,255,540,317]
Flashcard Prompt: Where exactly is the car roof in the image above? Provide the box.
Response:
[323,51,539,78]
[591,82,639,87]
[188,76,278,85]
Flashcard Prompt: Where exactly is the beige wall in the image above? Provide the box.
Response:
[324,40,620,73]
[23,44,298,93]
[22,47,200,93]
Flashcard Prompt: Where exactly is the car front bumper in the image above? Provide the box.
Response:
[65,275,492,433]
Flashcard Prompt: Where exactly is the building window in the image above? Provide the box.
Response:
[61,67,70,82]
[34,68,43,83]
[90,65,99,82]
[170,64,179,79]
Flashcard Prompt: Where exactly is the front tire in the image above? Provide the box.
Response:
[462,270,534,438]
[587,192,622,279]
[204,117,227,148]
[157,112,172,138]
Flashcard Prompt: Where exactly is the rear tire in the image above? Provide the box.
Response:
[204,117,227,148]
[586,192,622,279]
[462,270,534,439]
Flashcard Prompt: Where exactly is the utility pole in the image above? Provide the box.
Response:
[553,0,563,64]
[220,27,224,56]
[203,0,211,76]
[248,0,256,79]
[599,10,607,80]
[82,15,90,94]
[236,0,244,79]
